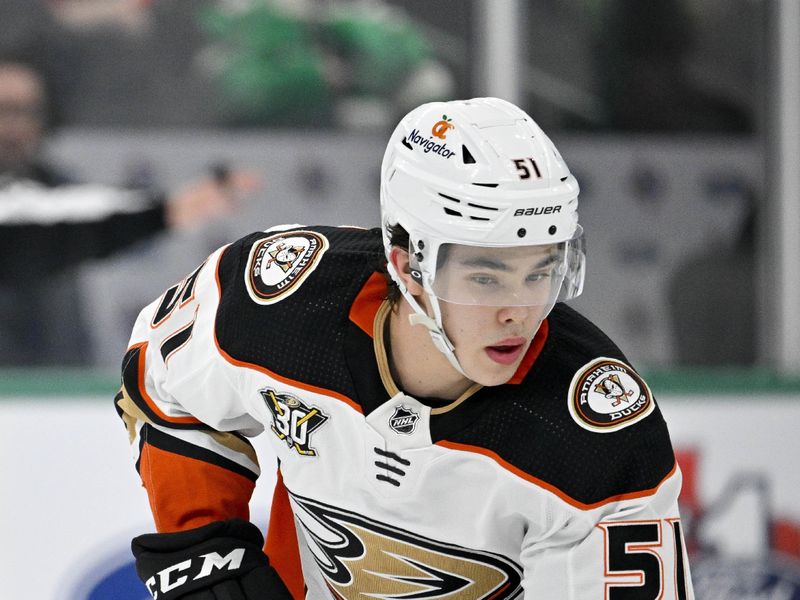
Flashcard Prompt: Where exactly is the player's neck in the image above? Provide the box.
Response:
[386,300,474,401]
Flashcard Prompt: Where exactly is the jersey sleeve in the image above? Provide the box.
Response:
[521,430,694,599]
[115,241,266,533]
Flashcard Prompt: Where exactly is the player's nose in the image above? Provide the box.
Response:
[497,304,530,324]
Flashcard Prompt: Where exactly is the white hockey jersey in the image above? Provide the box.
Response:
[116,225,693,599]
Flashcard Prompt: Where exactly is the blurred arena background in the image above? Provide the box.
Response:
[1,1,799,598]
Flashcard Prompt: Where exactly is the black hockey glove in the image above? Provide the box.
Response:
[132,519,292,600]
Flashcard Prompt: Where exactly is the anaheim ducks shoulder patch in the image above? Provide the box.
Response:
[245,230,329,305]
[567,357,654,432]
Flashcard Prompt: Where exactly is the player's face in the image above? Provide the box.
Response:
[435,244,559,386]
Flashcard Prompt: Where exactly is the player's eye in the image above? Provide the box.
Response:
[526,270,552,283]
[469,274,498,286]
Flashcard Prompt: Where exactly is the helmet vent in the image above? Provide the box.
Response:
[473,182,498,188]
[462,145,476,164]
[467,201,498,211]
[437,193,499,221]
[401,136,413,151]
[438,192,461,204]
[560,176,568,182]
[441,207,489,221]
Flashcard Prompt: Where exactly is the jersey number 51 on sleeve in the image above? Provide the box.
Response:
[597,519,690,600]
[150,261,206,364]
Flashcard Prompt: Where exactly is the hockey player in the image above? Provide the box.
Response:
[117,98,693,599]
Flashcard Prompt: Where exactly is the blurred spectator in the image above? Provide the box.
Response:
[0,53,256,366]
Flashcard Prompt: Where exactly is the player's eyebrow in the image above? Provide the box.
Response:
[457,253,559,271]
[532,254,560,269]
[457,257,511,271]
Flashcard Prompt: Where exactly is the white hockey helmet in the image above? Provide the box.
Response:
[380,97,585,373]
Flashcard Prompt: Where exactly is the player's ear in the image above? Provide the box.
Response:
[389,246,424,296]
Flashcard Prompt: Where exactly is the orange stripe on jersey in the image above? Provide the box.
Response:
[139,441,254,533]
[129,341,202,425]
[348,272,388,337]
[435,439,678,510]
[265,471,305,600]
[212,248,364,415]
[508,318,549,385]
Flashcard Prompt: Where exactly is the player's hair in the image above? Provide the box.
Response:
[381,222,409,305]
[381,223,458,306]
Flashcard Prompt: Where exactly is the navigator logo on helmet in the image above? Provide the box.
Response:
[380,97,585,376]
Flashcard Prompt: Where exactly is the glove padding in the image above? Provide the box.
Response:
[132,519,292,600]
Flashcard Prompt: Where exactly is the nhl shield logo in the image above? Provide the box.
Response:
[389,405,420,435]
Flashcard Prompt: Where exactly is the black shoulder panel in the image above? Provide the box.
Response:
[442,303,676,506]
[215,226,385,399]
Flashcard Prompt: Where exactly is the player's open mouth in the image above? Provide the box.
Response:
[485,338,526,365]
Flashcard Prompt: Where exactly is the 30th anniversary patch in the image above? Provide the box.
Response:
[567,357,654,432]
[245,230,328,305]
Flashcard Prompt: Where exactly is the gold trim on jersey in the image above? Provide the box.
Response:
[372,300,482,415]
[116,384,259,465]
[117,385,150,444]
[373,300,400,397]
[430,381,483,416]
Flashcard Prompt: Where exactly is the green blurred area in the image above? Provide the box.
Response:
[0,368,119,398]
[201,3,330,125]
[1,367,799,399]
[321,11,431,97]
[200,2,432,126]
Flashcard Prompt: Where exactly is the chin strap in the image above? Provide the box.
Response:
[386,259,468,377]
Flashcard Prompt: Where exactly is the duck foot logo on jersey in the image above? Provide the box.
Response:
[288,492,523,600]
[260,388,329,456]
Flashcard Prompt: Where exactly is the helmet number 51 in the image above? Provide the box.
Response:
[512,158,542,180]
